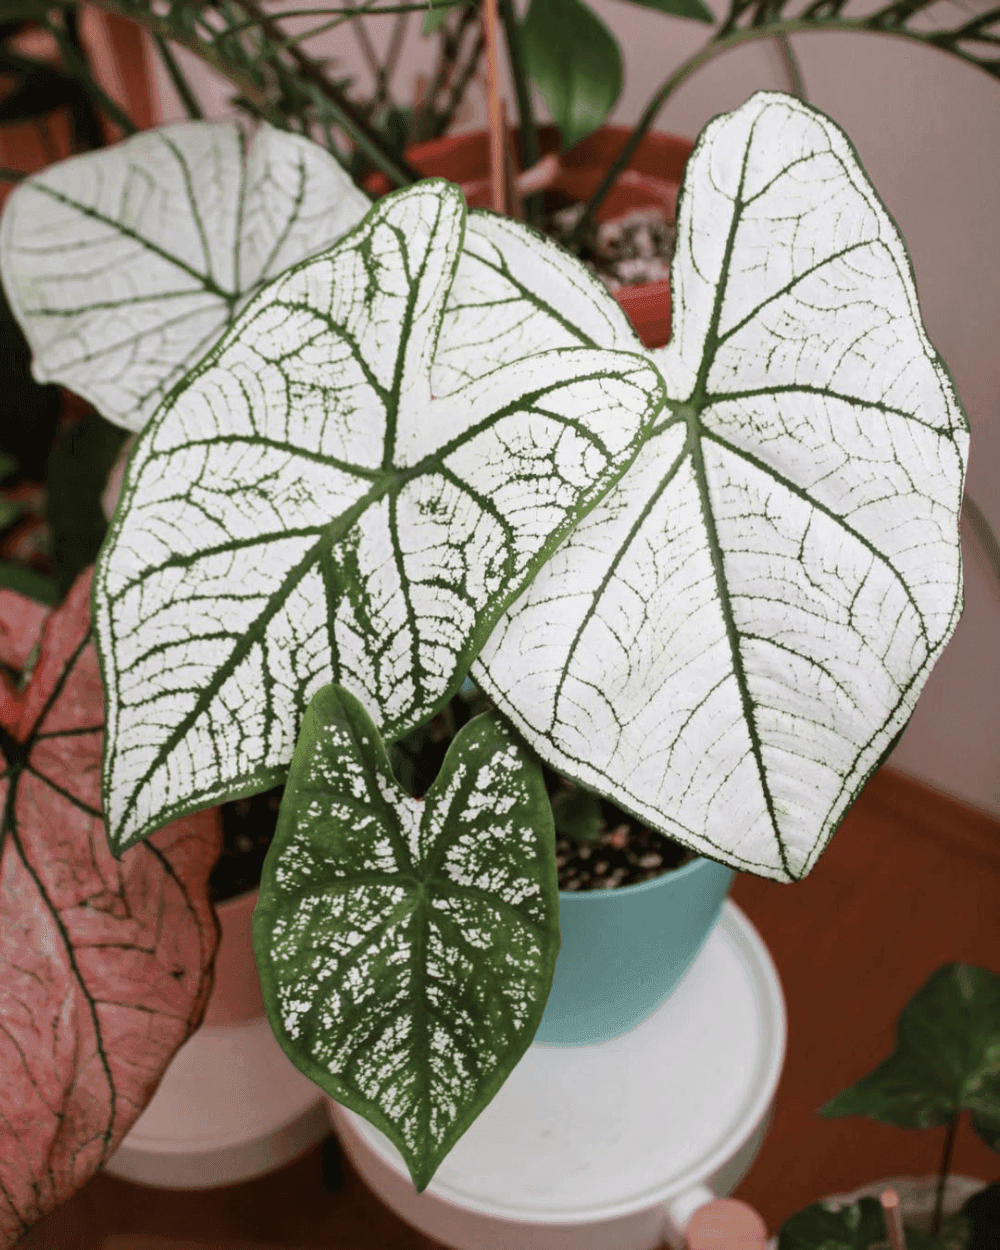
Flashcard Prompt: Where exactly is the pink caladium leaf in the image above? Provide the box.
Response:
[0,568,223,1248]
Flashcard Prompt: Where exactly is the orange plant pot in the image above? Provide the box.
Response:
[363,124,695,350]
[0,9,157,208]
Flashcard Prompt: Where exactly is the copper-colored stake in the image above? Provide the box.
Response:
[881,1189,908,1250]
[481,0,507,214]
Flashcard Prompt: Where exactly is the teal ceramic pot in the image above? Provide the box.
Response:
[533,856,736,1047]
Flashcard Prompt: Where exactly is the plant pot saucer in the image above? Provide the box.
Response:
[764,1175,990,1249]
[327,899,786,1250]
[101,1016,330,1190]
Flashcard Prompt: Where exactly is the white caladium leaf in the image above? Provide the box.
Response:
[252,683,560,1193]
[95,179,665,854]
[472,91,970,883]
[0,120,370,432]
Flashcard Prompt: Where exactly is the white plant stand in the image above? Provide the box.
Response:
[329,898,787,1250]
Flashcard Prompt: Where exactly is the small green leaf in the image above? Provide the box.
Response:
[777,1195,947,1249]
[252,684,561,1192]
[551,784,602,841]
[817,963,1000,1151]
[521,0,622,153]
[612,0,714,19]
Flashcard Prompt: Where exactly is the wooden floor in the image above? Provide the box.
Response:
[18,766,1000,1250]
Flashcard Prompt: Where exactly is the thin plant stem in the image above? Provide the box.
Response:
[82,0,421,185]
[227,3,458,41]
[80,0,303,125]
[381,10,410,102]
[498,0,542,226]
[153,32,204,119]
[963,493,1000,595]
[45,16,138,136]
[775,31,806,99]
[350,13,381,84]
[931,1113,960,1236]
[0,167,27,183]
[411,4,477,141]
[482,0,507,212]
[229,0,423,185]
[565,14,997,249]
[432,25,485,137]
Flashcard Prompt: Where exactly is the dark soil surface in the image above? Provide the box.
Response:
[209,687,697,903]
[544,193,677,294]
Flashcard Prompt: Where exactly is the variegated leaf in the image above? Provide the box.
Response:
[94,179,665,854]
[252,683,560,1192]
[471,91,970,882]
[0,120,370,431]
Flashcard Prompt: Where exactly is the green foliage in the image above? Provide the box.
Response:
[520,0,622,152]
[45,410,129,600]
[0,561,58,605]
[422,0,459,34]
[777,1194,967,1250]
[550,784,603,842]
[817,964,1000,1150]
[0,280,60,483]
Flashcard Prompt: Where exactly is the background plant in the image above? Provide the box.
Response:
[777,963,1000,1250]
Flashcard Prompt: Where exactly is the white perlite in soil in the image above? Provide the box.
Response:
[549,203,677,292]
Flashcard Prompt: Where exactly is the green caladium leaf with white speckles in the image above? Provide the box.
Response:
[252,683,560,1193]
[0,120,371,432]
[468,90,970,883]
[94,178,665,854]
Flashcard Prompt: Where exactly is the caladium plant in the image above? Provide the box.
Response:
[777,962,1000,1249]
[0,570,222,1246]
[0,88,969,1194]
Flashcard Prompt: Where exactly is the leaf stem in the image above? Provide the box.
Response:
[46,13,138,137]
[565,13,1000,250]
[81,0,423,187]
[152,32,203,119]
[931,1112,960,1236]
[230,0,423,185]
[432,23,485,138]
[962,493,1000,596]
[412,3,476,141]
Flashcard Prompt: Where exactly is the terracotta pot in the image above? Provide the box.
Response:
[764,1175,990,1249]
[363,125,694,350]
[200,887,267,1027]
[0,12,157,209]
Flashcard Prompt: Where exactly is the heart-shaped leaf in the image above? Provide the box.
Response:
[777,1195,951,1250]
[252,683,560,1193]
[0,568,222,1249]
[94,179,664,855]
[0,120,371,432]
[520,0,623,153]
[817,963,1000,1150]
[472,90,969,882]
